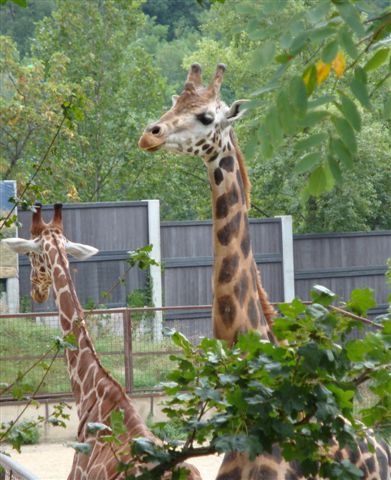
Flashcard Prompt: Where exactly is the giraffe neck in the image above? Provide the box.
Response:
[48,238,149,435]
[204,135,274,346]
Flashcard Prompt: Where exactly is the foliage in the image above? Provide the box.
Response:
[0,332,71,453]
[1,0,390,232]
[184,0,391,231]
[89,287,390,479]
[0,0,54,56]
[142,0,207,41]
[5,419,40,447]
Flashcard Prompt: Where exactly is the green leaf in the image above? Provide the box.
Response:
[290,32,309,54]
[110,409,127,436]
[303,64,317,96]
[295,133,327,153]
[384,94,391,120]
[295,153,320,174]
[275,53,293,64]
[345,339,371,361]
[332,116,357,154]
[250,41,276,69]
[68,442,92,455]
[321,39,339,63]
[350,69,371,109]
[306,2,331,24]
[298,110,329,128]
[54,335,78,351]
[331,138,353,169]
[170,330,193,355]
[364,48,390,72]
[8,0,28,5]
[328,155,343,183]
[307,165,331,196]
[290,76,308,116]
[338,27,359,59]
[277,91,296,134]
[87,422,111,434]
[336,93,361,131]
[383,319,391,334]
[347,288,376,316]
[311,285,337,306]
[335,2,365,38]
[265,107,282,147]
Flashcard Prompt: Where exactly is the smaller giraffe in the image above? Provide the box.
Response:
[3,204,201,480]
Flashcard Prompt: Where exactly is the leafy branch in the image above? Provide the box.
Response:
[89,286,390,480]
[0,337,72,452]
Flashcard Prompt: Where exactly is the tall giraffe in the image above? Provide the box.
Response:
[140,63,276,347]
[138,64,391,480]
[2,204,201,480]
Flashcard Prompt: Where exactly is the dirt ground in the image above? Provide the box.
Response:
[3,442,223,479]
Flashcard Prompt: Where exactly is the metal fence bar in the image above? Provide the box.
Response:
[123,309,133,394]
[0,453,40,480]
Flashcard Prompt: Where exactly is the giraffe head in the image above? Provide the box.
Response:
[2,204,98,303]
[139,63,248,161]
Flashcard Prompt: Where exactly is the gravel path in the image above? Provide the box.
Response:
[3,443,223,479]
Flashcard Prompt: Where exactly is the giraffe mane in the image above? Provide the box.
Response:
[229,129,251,210]
[229,130,277,326]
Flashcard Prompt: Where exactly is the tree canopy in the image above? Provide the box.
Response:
[0,0,390,232]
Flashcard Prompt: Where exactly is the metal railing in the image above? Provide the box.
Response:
[0,453,40,480]
[0,305,213,401]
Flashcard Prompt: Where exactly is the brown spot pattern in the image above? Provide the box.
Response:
[216,184,240,219]
[219,156,234,172]
[234,271,249,306]
[247,298,260,328]
[236,169,246,204]
[217,211,242,245]
[208,152,219,162]
[217,295,236,328]
[250,465,277,480]
[241,223,251,258]
[218,253,239,284]
[214,168,224,185]
[216,467,242,480]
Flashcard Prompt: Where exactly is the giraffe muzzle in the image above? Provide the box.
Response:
[138,132,165,152]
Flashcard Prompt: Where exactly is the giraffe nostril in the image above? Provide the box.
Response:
[150,125,161,136]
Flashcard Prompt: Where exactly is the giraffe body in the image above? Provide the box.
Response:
[139,63,391,479]
[3,205,201,480]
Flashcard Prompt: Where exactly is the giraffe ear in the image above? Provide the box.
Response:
[1,238,41,255]
[226,99,249,123]
[65,240,98,260]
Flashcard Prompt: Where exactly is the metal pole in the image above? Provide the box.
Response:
[123,309,133,394]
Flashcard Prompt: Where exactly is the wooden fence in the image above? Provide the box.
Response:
[13,202,391,318]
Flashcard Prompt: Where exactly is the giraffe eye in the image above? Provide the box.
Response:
[196,112,214,126]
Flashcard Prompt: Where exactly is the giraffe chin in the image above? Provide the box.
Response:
[138,134,165,152]
[31,289,49,304]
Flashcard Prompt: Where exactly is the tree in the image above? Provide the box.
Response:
[184,0,391,232]
[0,35,84,197]
[0,0,54,57]
[87,287,391,480]
[142,0,208,41]
[1,0,171,204]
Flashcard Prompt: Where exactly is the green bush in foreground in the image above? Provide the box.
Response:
[88,286,390,480]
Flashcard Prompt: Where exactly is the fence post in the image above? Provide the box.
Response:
[146,200,163,342]
[123,309,133,394]
[278,215,295,302]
